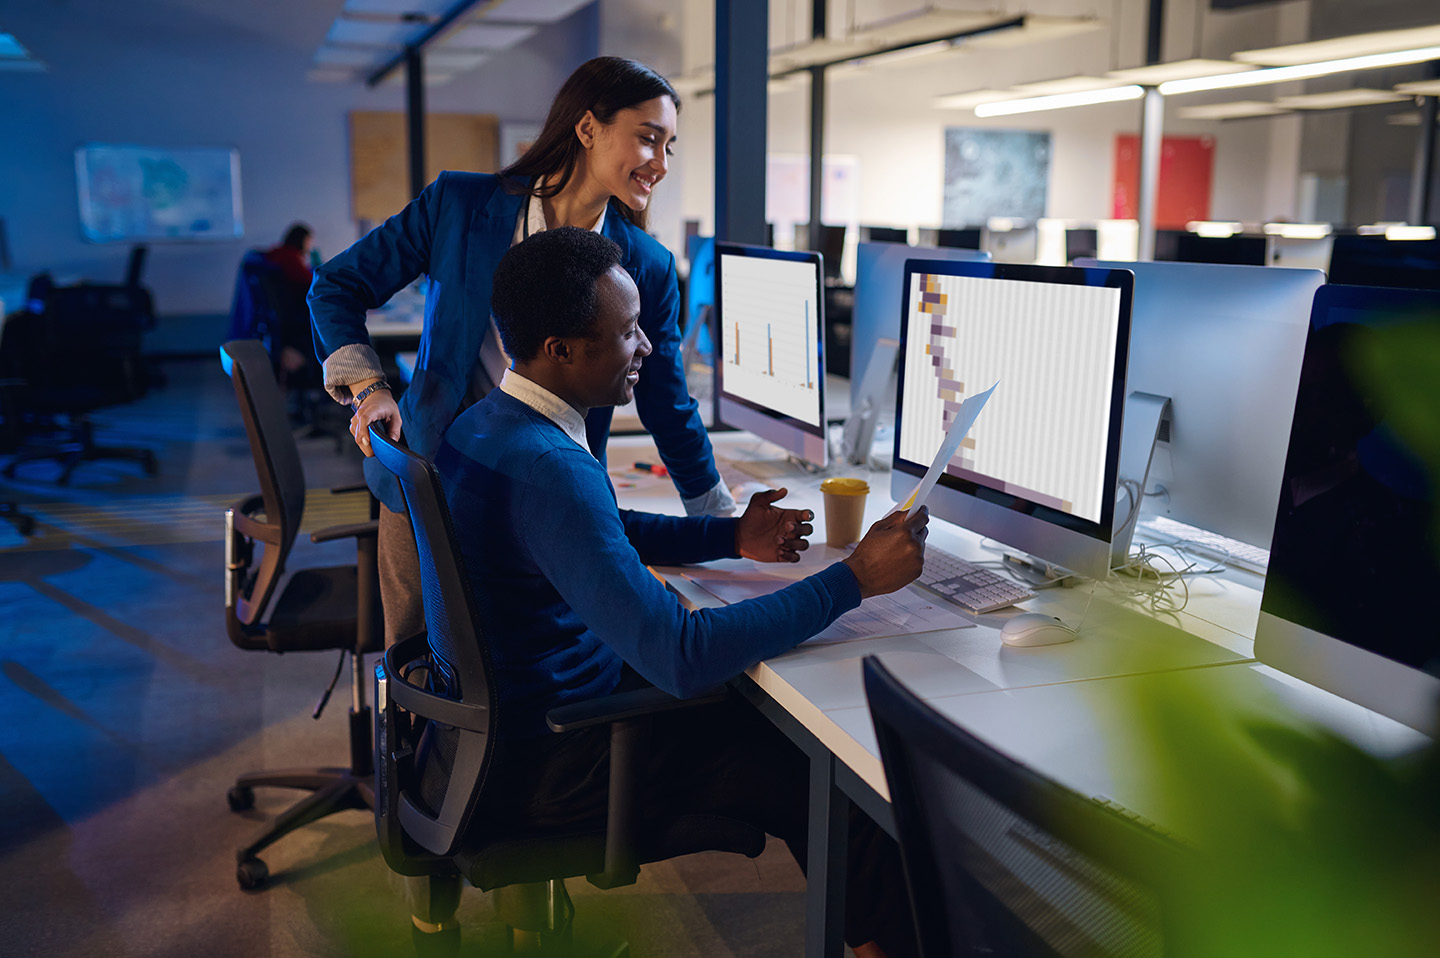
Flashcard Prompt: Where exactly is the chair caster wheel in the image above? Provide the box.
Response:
[237,857,268,890]
[227,785,255,811]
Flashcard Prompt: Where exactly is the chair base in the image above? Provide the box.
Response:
[1,502,34,536]
[3,416,156,484]
[228,765,375,890]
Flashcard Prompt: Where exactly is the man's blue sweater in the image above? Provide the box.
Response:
[437,390,863,738]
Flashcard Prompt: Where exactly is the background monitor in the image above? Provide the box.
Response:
[1173,232,1268,266]
[891,260,1133,579]
[1326,234,1440,289]
[984,225,1038,264]
[1081,259,1325,550]
[716,243,828,467]
[1256,284,1440,734]
[861,225,909,244]
[1064,227,1099,264]
[850,242,991,417]
[935,227,983,250]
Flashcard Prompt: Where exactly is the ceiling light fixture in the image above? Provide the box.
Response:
[1187,221,1244,238]
[974,84,1143,116]
[1159,45,1440,96]
[1264,223,1332,239]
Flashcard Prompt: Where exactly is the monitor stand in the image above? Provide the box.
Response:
[1110,391,1171,570]
[840,337,899,467]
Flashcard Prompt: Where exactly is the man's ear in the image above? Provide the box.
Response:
[540,336,574,365]
[575,110,598,150]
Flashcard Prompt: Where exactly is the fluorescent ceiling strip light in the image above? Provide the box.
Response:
[1386,225,1436,241]
[1160,46,1440,95]
[1187,221,1244,238]
[975,84,1142,116]
[1264,223,1332,239]
[1357,223,1402,235]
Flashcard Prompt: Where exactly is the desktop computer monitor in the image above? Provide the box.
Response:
[935,227,983,250]
[984,225,1038,264]
[1081,260,1325,550]
[891,260,1133,579]
[861,225,908,244]
[716,243,828,467]
[850,243,991,415]
[844,243,992,464]
[685,235,716,344]
[1064,228,1099,264]
[1173,232,1268,266]
[1327,234,1440,289]
[1255,284,1440,734]
[800,224,846,283]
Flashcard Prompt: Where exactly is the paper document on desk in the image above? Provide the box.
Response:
[681,569,972,644]
[901,381,998,517]
[805,589,973,645]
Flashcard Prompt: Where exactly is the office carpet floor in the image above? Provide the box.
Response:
[0,359,812,957]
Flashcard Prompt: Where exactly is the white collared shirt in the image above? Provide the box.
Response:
[498,368,593,458]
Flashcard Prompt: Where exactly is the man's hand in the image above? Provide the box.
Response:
[735,487,813,563]
[349,382,402,457]
[842,506,929,599]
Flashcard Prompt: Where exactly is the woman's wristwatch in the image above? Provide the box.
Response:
[350,379,391,411]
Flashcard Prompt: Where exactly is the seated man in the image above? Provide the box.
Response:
[437,226,929,957]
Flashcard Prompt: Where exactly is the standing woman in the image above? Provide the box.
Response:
[309,56,735,646]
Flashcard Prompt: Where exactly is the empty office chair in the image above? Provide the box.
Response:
[863,656,1189,957]
[220,338,382,890]
[368,427,766,953]
[2,283,157,483]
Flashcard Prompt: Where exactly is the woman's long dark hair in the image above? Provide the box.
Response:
[499,56,680,232]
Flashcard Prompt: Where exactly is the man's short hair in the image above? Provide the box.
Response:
[491,226,625,362]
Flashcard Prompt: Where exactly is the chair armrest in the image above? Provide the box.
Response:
[328,483,370,495]
[545,685,731,733]
[310,519,379,544]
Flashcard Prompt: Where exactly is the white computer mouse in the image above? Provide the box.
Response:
[999,612,1077,648]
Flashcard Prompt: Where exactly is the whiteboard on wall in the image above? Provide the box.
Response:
[75,144,244,242]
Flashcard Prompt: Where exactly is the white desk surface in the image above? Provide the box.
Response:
[606,431,1285,804]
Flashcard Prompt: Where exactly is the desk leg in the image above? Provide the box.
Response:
[807,750,848,958]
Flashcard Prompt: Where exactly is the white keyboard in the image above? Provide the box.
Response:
[1135,515,1270,574]
[917,545,1036,614]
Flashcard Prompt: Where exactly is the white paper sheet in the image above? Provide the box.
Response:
[903,381,999,517]
[681,569,973,644]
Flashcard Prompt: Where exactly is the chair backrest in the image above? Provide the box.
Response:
[220,339,308,630]
[32,285,151,403]
[863,656,1185,958]
[370,427,498,858]
[227,251,273,345]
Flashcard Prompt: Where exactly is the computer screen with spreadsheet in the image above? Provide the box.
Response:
[716,243,827,466]
[892,261,1133,578]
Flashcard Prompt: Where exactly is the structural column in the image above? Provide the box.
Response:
[1136,87,1164,261]
[715,0,769,244]
[406,47,426,201]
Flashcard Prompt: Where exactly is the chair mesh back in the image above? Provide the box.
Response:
[221,339,306,547]
[864,657,1178,958]
[370,429,497,855]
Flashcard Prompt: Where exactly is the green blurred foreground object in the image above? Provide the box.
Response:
[1119,322,1440,957]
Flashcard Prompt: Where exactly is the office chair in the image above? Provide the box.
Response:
[229,251,345,450]
[2,284,157,483]
[220,338,382,890]
[368,427,767,954]
[863,656,1189,957]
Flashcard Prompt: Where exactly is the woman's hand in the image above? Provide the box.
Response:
[734,487,813,563]
[349,382,402,457]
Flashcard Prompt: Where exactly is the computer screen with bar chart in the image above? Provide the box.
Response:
[716,243,827,467]
[892,260,1133,578]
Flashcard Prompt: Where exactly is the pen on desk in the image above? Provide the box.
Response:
[634,461,669,477]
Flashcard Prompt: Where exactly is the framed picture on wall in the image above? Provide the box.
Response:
[943,128,1050,225]
[75,144,243,242]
